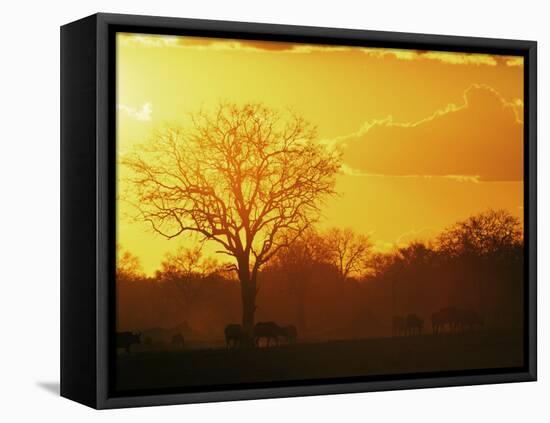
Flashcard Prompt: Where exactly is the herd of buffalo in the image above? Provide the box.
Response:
[116,331,185,353]
[116,321,298,353]
[393,306,484,337]
[117,307,484,353]
[224,321,298,348]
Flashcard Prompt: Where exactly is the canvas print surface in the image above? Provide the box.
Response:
[115,32,525,393]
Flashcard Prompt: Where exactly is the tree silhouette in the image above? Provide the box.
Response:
[116,245,144,281]
[436,209,523,317]
[436,209,522,258]
[154,246,225,314]
[157,245,220,281]
[269,229,329,335]
[325,228,372,280]
[123,103,341,337]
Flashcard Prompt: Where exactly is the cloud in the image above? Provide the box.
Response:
[395,227,438,245]
[506,56,524,67]
[373,227,437,251]
[338,85,523,181]
[119,33,264,52]
[339,163,481,183]
[117,102,152,121]
[359,48,499,66]
[118,33,523,67]
[419,51,497,66]
[119,33,179,47]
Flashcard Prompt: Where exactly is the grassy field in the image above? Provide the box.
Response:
[115,330,523,392]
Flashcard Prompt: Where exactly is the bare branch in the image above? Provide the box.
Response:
[122,102,341,286]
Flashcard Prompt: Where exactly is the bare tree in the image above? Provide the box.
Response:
[123,103,340,337]
[436,209,523,315]
[155,245,223,309]
[436,209,522,257]
[157,245,220,280]
[325,228,372,280]
[161,246,201,278]
[116,245,144,281]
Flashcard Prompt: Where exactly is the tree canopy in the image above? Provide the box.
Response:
[123,103,341,331]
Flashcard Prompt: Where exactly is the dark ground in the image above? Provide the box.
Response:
[115,330,523,392]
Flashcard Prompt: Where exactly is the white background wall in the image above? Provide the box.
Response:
[0,0,547,421]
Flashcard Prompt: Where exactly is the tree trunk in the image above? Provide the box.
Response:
[296,280,308,338]
[238,256,257,346]
[241,283,256,338]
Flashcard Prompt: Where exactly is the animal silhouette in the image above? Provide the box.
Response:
[224,323,244,349]
[456,309,484,332]
[254,321,284,347]
[405,314,423,335]
[393,315,423,336]
[171,333,185,348]
[117,331,141,353]
[432,307,456,334]
[432,307,485,334]
[281,325,298,343]
[392,316,406,337]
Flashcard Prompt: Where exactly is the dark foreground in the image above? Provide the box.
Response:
[115,330,523,392]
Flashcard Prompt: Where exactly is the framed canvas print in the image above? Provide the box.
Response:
[60,13,537,409]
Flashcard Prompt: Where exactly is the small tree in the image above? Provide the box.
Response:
[123,103,340,337]
[116,245,144,281]
[157,245,220,281]
[325,228,372,281]
[155,245,223,311]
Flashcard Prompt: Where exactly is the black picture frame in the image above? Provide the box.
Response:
[61,12,537,409]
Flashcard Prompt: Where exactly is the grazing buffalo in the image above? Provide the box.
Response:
[171,333,185,348]
[392,316,406,337]
[224,324,244,349]
[432,307,484,334]
[393,315,423,336]
[457,309,484,332]
[117,331,141,353]
[254,321,284,347]
[431,306,459,334]
[281,325,298,343]
[405,314,423,336]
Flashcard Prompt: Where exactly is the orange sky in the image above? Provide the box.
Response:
[116,33,524,275]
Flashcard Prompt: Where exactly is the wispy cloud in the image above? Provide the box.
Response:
[420,51,497,66]
[359,48,498,66]
[118,33,523,68]
[335,84,523,182]
[395,227,438,245]
[340,163,481,183]
[372,227,439,252]
[119,34,179,47]
[117,102,152,121]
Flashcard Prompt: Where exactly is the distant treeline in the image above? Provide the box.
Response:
[117,209,523,341]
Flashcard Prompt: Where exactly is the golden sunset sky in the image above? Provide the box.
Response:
[116,32,524,275]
